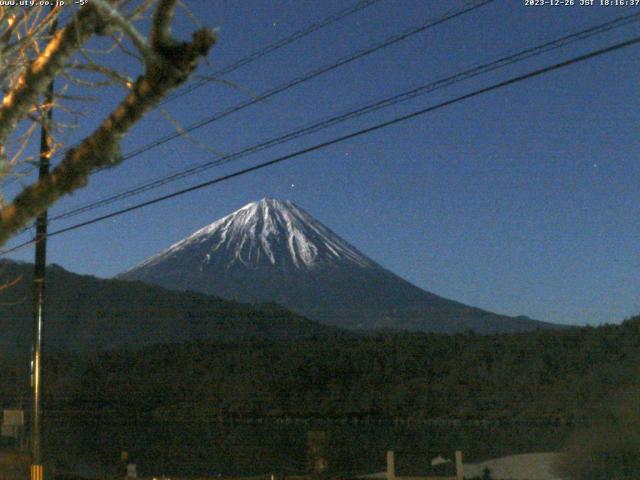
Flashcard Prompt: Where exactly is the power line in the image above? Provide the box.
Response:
[96,0,494,170]
[2,33,639,256]
[2,0,495,244]
[2,1,491,191]
[162,0,383,104]
[0,0,381,187]
[49,10,640,223]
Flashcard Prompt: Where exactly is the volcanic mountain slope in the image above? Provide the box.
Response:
[0,259,342,353]
[119,198,559,334]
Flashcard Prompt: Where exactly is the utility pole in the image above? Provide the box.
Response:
[31,11,57,480]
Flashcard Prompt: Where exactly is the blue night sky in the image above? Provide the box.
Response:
[3,0,640,326]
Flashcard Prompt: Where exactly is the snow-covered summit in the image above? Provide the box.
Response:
[119,198,556,334]
[126,198,375,273]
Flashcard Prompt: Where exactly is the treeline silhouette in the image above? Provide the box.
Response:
[2,315,636,424]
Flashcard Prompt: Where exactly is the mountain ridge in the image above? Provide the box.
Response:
[0,259,345,353]
[121,198,375,274]
[120,198,560,334]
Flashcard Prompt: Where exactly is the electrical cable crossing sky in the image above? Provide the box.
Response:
[3,33,639,257]
[47,10,640,224]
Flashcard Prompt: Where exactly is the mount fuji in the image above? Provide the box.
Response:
[119,198,557,334]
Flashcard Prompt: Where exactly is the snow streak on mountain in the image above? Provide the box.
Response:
[120,198,558,334]
[129,198,375,273]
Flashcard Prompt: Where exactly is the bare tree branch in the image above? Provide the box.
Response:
[91,0,156,65]
[0,10,216,246]
[151,0,178,50]
[0,7,101,146]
